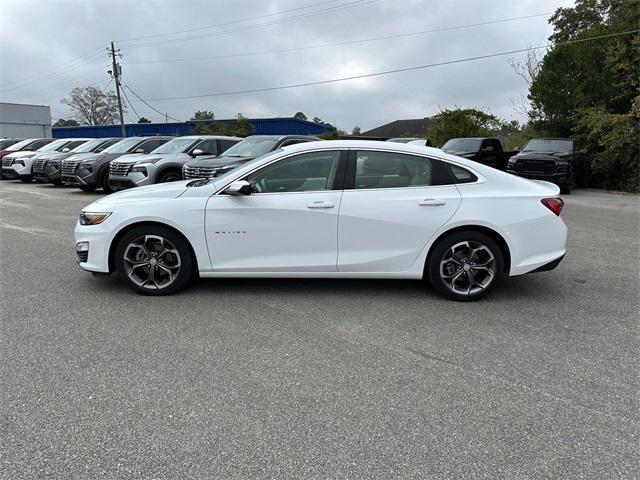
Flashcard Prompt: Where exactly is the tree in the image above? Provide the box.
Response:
[528,0,639,190]
[137,117,152,123]
[61,86,122,125]
[191,110,215,121]
[293,111,308,121]
[193,113,254,137]
[53,118,79,127]
[312,116,324,124]
[426,108,505,147]
[351,125,361,135]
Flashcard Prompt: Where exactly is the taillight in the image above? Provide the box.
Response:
[541,197,564,216]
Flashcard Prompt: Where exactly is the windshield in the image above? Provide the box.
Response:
[442,138,482,151]
[102,137,142,154]
[71,139,107,153]
[214,149,282,185]
[38,139,71,152]
[522,139,573,153]
[221,137,279,157]
[7,139,39,151]
[0,139,21,150]
[151,137,198,154]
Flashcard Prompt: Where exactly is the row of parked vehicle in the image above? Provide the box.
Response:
[0,134,579,193]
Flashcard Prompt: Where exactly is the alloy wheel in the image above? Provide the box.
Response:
[123,235,181,289]
[439,241,496,296]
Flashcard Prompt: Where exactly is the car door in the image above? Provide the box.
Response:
[205,149,347,272]
[337,149,462,273]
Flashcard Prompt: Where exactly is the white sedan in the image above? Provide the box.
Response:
[74,141,567,301]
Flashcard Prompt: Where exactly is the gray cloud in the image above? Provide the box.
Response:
[0,0,573,131]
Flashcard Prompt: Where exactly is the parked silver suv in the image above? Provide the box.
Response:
[108,135,240,190]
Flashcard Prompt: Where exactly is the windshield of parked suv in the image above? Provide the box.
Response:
[6,139,39,151]
[522,139,573,153]
[71,139,108,153]
[38,139,71,152]
[102,137,143,154]
[0,139,21,150]
[151,137,198,154]
[441,138,483,151]
[221,137,279,157]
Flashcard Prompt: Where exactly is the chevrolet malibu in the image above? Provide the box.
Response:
[74,141,567,301]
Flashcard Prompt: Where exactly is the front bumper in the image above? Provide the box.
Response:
[506,168,570,185]
[109,168,155,190]
[74,221,113,273]
[33,162,62,183]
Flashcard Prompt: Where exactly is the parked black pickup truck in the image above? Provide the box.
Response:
[441,137,515,170]
[506,138,582,194]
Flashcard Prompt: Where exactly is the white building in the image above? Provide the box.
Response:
[0,102,52,138]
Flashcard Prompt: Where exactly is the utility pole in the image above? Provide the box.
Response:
[108,41,126,137]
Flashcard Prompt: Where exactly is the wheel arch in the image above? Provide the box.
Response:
[424,225,511,277]
[155,164,184,182]
[108,221,199,273]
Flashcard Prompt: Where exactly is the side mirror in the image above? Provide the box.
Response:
[134,148,145,154]
[61,148,70,153]
[191,148,206,157]
[225,180,252,196]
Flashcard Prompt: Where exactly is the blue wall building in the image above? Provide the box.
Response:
[52,117,330,138]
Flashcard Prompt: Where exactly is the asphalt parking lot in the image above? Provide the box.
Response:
[1,181,638,479]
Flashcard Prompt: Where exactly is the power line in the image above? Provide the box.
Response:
[121,0,377,49]
[121,86,142,122]
[143,29,640,102]
[0,47,107,94]
[119,0,348,43]
[124,84,181,122]
[124,12,553,66]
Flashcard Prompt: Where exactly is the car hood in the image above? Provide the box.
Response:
[38,151,72,161]
[513,151,571,160]
[186,155,253,168]
[5,151,38,159]
[111,153,186,164]
[442,149,476,157]
[84,181,192,211]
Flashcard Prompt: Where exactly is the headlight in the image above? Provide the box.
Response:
[79,212,111,225]
[131,165,148,175]
[135,157,161,165]
[14,159,25,166]
[78,163,93,173]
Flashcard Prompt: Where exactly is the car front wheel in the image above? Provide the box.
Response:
[114,225,194,295]
[427,231,504,301]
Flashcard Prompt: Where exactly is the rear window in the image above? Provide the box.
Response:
[448,164,478,184]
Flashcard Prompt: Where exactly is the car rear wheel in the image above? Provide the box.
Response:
[115,225,194,296]
[101,170,115,193]
[427,231,504,301]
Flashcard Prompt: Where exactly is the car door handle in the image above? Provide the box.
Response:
[307,201,335,209]
[418,198,446,206]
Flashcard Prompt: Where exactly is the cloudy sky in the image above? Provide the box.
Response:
[0,0,574,131]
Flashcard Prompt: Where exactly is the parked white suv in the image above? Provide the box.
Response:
[108,135,240,190]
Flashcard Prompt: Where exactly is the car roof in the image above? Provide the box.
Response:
[242,135,321,141]
[170,135,242,140]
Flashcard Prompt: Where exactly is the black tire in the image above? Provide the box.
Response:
[560,182,572,194]
[79,185,97,192]
[101,169,115,193]
[20,176,32,183]
[158,170,181,183]
[114,225,195,296]
[427,231,504,302]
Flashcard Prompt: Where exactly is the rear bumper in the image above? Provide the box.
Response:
[505,215,568,276]
[530,254,565,273]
